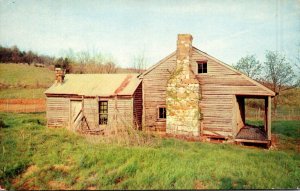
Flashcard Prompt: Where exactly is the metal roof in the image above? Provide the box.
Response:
[45,73,141,97]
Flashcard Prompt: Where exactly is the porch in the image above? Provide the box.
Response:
[233,95,272,146]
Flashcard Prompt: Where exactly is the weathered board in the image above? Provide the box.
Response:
[46,95,136,130]
[133,83,143,129]
[142,53,176,130]
[46,97,70,128]
[142,47,274,138]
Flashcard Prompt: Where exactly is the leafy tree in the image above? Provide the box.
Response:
[0,45,55,65]
[54,57,71,73]
[263,51,300,111]
[233,55,261,79]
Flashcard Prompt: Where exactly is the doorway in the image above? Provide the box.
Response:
[70,100,82,131]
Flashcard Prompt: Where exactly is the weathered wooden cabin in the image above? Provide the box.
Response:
[45,34,275,145]
[140,34,275,144]
[45,72,142,131]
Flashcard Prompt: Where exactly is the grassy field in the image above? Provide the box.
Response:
[0,64,54,87]
[0,64,54,99]
[0,113,299,190]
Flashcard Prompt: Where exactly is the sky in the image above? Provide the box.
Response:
[0,0,299,68]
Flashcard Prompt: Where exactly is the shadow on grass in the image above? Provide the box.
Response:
[220,177,247,189]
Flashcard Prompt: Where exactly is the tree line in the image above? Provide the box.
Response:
[233,51,300,111]
[0,45,55,65]
[0,45,148,74]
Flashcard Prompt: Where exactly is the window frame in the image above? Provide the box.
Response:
[197,61,208,74]
[99,101,108,125]
[158,107,166,120]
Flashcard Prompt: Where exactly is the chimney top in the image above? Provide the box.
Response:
[178,34,193,42]
[55,67,65,84]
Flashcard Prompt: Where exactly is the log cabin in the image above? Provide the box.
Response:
[45,34,275,145]
[139,34,275,145]
[45,71,142,132]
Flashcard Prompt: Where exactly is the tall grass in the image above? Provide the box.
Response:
[0,113,299,190]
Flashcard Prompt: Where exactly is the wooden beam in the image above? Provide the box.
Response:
[267,96,272,140]
[232,95,237,138]
[142,80,146,131]
[235,138,270,144]
[264,97,267,132]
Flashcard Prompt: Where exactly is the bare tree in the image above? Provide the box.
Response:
[104,62,117,73]
[233,55,261,79]
[263,51,300,112]
[63,49,117,74]
[132,52,148,74]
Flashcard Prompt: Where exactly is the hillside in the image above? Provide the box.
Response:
[0,64,54,98]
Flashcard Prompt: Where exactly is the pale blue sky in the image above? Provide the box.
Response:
[0,0,299,68]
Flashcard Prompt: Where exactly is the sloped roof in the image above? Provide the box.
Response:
[192,47,275,96]
[45,73,141,97]
[140,46,275,96]
[138,51,176,78]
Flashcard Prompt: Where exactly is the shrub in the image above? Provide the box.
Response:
[0,118,8,128]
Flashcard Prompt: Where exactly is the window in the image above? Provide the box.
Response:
[158,107,166,119]
[197,61,207,74]
[99,101,108,125]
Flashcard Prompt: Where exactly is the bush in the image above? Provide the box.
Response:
[0,118,8,128]
[22,118,45,126]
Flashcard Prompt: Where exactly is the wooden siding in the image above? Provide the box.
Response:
[84,98,98,129]
[142,48,273,138]
[142,54,176,130]
[46,96,135,130]
[84,97,134,128]
[192,50,272,137]
[133,83,143,129]
[46,97,70,128]
[108,98,134,127]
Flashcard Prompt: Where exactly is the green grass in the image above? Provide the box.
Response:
[0,113,299,190]
[0,64,54,99]
[247,120,300,139]
[0,64,54,87]
[279,88,300,108]
[247,119,300,152]
[0,88,46,99]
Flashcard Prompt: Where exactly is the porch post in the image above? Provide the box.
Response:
[264,97,267,132]
[241,97,245,124]
[267,96,272,140]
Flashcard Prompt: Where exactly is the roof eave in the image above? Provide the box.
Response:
[139,51,176,78]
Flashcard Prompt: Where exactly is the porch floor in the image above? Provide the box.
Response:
[235,125,269,144]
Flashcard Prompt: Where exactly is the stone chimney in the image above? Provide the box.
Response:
[55,68,65,83]
[166,34,201,136]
